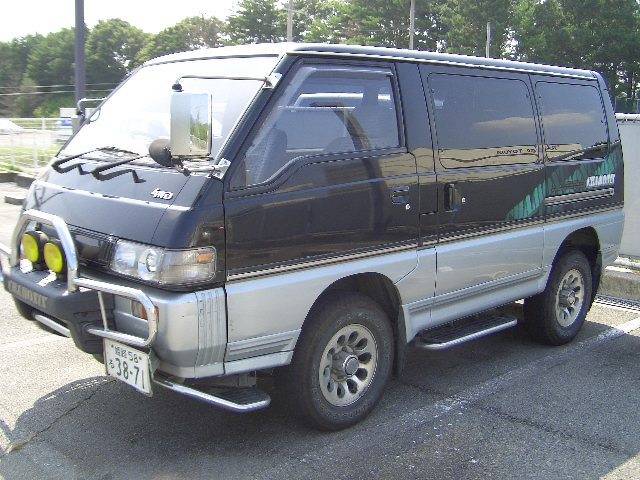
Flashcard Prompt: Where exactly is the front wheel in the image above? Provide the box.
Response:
[524,249,593,345]
[279,292,394,431]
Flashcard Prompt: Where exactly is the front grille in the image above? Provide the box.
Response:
[70,226,116,267]
[38,224,115,268]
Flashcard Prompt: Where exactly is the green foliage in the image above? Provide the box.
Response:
[337,0,445,51]
[292,0,350,43]
[2,1,640,116]
[0,35,48,116]
[136,16,225,64]
[32,93,75,117]
[226,0,286,44]
[512,0,640,97]
[86,19,149,84]
[26,28,75,88]
[440,0,512,57]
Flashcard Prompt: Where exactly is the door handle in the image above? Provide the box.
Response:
[444,183,465,211]
[391,185,411,208]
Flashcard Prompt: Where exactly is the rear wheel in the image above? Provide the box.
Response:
[279,292,394,431]
[524,249,593,345]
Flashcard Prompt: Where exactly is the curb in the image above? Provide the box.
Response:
[599,266,640,302]
[0,172,18,183]
[4,193,25,206]
[15,173,35,189]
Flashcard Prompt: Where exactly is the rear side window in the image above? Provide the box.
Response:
[429,74,538,168]
[536,82,608,161]
[231,65,400,188]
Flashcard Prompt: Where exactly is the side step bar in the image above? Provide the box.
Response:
[415,315,518,351]
[153,375,271,413]
[33,313,71,338]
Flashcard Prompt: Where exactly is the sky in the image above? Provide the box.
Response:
[0,0,237,41]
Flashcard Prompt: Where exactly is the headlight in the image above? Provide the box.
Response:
[110,240,216,285]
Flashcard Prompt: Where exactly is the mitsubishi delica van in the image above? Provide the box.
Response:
[0,44,623,430]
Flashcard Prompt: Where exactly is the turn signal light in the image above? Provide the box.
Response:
[43,240,65,274]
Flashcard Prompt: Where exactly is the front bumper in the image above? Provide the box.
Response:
[0,209,226,376]
[0,209,271,413]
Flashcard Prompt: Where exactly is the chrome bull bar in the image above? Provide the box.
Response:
[0,209,157,348]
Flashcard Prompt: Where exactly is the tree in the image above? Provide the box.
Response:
[26,28,76,88]
[136,16,225,64]
[440,0,512,57]
[512,0,640,98]
[290,0,349,43]
[86,19,148,84]
[304,0,444,50]
[0,35,43,115]
[225,0,286,44]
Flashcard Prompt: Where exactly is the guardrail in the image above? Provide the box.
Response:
[0,117,65,171]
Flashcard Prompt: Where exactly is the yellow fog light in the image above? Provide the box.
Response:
[43,240,65,274]
[21,231,45,263]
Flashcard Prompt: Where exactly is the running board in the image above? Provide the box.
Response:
[33,313,71,338]
[415,315,518,351]
[153,375,271,413]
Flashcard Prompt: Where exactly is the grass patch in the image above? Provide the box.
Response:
[0,145,59,168]
[0,163,24,172]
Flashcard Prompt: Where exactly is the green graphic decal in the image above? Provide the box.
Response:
[505,148,622,222]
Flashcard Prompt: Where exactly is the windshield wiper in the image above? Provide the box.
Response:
[91,154,145,182]
[51,146,141,173]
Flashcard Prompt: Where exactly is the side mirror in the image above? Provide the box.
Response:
[169,91,212,158]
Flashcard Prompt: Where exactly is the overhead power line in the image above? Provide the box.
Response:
[0,88,113,97]
[0,82,117,90]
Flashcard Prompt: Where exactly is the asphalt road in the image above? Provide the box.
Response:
[1,200,640,479]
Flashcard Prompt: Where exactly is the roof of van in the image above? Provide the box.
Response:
[145,42,596,79]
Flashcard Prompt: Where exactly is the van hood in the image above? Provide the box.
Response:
[24,159,215,247]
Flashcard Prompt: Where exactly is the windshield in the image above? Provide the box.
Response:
[61,55,278,160]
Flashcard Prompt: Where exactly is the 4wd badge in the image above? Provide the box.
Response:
[151,188,174,200]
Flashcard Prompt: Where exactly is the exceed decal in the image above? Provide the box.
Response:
[586,174,615,188]
[7,280,48,309]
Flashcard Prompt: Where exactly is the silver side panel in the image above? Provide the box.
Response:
[111,278,227,378]
[225,351,294,375]
[400,209,624,342]
[543,209,624,273]
[428,268,543,329]
[435,224,544,296]
[394,246,436,340]
[195,289,227,368]
[225,248,418,344]
[225,329,300,362]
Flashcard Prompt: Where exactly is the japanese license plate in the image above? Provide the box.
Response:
[104,339,152,395]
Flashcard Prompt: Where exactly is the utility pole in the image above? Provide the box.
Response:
[409,0,416,50]
[74,0,86,104]
[287,0,293,42]
[485,22,491,58]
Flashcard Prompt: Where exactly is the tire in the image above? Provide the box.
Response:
[13,298,34,320]
[278,291,394,431]
[13,298,66,337]
[524,249,593,345]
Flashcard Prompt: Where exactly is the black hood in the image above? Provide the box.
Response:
[25,159,223,248]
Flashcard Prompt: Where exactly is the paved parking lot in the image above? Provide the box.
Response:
[1,201,640,479]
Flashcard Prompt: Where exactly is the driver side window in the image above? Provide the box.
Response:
[231,64,400,189]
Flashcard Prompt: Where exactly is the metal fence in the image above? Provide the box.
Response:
[0,118,67,172]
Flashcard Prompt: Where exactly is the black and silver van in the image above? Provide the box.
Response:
[1,43,623,430]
